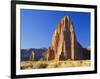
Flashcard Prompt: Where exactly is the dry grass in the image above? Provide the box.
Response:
[20,60,91,70]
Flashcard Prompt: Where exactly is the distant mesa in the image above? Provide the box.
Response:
[44,16,90,60]
[21,48,47,61]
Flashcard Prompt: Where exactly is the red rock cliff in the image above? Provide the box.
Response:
[45,16,85,60]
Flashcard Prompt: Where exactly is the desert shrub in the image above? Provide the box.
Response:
[38,63,48,68]
[80,60,83,64]
[54,63,59,68]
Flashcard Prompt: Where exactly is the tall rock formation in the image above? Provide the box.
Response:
[45,16,84,60]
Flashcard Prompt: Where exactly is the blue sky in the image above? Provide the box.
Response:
[20,9,90,49]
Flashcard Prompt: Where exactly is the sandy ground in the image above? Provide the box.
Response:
[20,60,90,69]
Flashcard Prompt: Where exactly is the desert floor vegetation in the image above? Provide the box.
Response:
[21,60,90,70]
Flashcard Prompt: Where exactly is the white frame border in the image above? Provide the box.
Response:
[16,4,95,75]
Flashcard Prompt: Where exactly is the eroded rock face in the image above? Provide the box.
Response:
[45,16,87,60]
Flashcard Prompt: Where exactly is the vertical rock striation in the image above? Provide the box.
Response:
[45,16,89,61]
